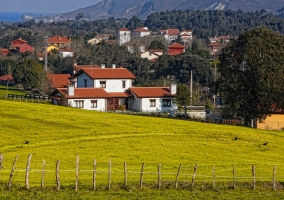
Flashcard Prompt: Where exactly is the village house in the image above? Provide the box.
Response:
[132,27,151,37]
[47,35,71,49]
[47,73,71,89]
[10,38,34,53]
[168,43,185,55]
[118,28,131,45]
[49,64,177,112]
[140,49,164,62]
[87,34,113,45]
[0,73,14,85]
[161,29,180,43]
[180,30,193,43]
[0,48,9,56]
[59,48,74,58]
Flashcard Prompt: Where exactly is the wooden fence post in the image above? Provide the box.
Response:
[124,161,127,188]
[233,165,236,189]
[175,164,182,189]
[273,166,276,191]
[0,154,3,178]
[93,159,96,190]
[108,159,111,190]
[0,154,3,170]
[8,155,18,190]
[56,160,60,191]
[191,164,198,188]
[25,154,32,189]
[75,155,79,192]
[252,165,256,189]
[212,166,216,189]
[158,163,161,189]
[41,160,45,188]
[139,163,145,188]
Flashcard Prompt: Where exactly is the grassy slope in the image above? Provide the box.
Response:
[0,85,26,97]
[1,100,284,198]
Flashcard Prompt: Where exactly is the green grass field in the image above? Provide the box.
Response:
[1,100,284,199]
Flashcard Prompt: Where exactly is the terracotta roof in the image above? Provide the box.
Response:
[105,40,117,45]
[180,33,191,36]
[48,35,71,43]
[36,51,44,58]
[59,48,74,52]
[53,88,110,99]
[108,92,133,97]
[119,28,130,31]
[47,73,71,88]
[13,38,27,43]
[168,51,183,56]
[76,68,136,79]
[0,48,9,52]
[149,49,164,53]
[166,29,180,36]
[149,57,159,63]
[168,43,185,48]
[129,87,175,98]
[0,73,13,81]
[73,65,100,73]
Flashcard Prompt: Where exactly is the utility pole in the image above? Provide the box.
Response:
[44,36,48,73]
[190,70,193,106]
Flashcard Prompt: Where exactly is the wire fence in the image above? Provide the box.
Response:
[0,154,283,191]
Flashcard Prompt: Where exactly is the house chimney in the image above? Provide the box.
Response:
[100,64,105,68]
[170,84,177,95]
[68,85,74,96]
[112,64,116,68]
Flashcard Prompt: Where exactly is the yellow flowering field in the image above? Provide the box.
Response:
[0,100,283,189]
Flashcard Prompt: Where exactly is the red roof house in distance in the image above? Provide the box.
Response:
[47,73,71,89]
[133,27,151,37]
[161,29,180,42]
[168,43,185,55]
[0,48,9,56]
[0,73,14,85]
[10,38,34,53]
[47,35,71,48]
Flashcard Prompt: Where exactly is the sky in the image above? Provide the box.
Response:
[0,0,102,13]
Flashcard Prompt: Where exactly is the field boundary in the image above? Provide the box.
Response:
[0,154,282,191]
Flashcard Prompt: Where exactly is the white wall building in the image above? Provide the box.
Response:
[50,65,177,112]
[118,28,131,45]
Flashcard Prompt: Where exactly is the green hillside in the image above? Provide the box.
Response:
[1,100,284,198]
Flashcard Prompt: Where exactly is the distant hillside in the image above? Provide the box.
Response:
[52,0,284,21]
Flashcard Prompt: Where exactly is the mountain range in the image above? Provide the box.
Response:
[46,0,284,21]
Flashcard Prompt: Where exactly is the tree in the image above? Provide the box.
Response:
[175,83,191,117]
[148,39,166,52]
[13,59,47,93]
[218,27,284,125]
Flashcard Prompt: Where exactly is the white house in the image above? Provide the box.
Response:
[140,49,164,62]
[129,86,177,112]
[133,27,151,37]
[49,64,177,112]
[59,48,74,58]
[118,28,131,45]
[161,29,180,43]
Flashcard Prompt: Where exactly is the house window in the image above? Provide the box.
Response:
[100,81,106,88]
[84,79,87,87]
[150,99,156,107]
[162,99,171,107]
[74,100,84,108]
[91,100,97,108]
[122,81,126,88]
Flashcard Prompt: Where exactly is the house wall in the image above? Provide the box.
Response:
[77,73,94,88]
[68,98,106,111]
[168,48,185,53]
[59,52,74,58]
[93,79,132,92]
[130,97,177,112]
[118,31,131,45]
[257,114,284,130]
[141,52,159,60]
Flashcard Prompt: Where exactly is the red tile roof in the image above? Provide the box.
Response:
[54,88,110,98]
[129,87,175,98]
[133,27,150,32]
[0,73,13,81]
[168,43,185,48]
[76,68,136,79]
[48,35,71,43]
[166,29,180,36]
[59,48,74,52]
[73,65,100,73]
[168,51,183,56]
[119,28,130,31]
[149,49,164,53]
[47,73,71,88]
[108,92,133,97]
